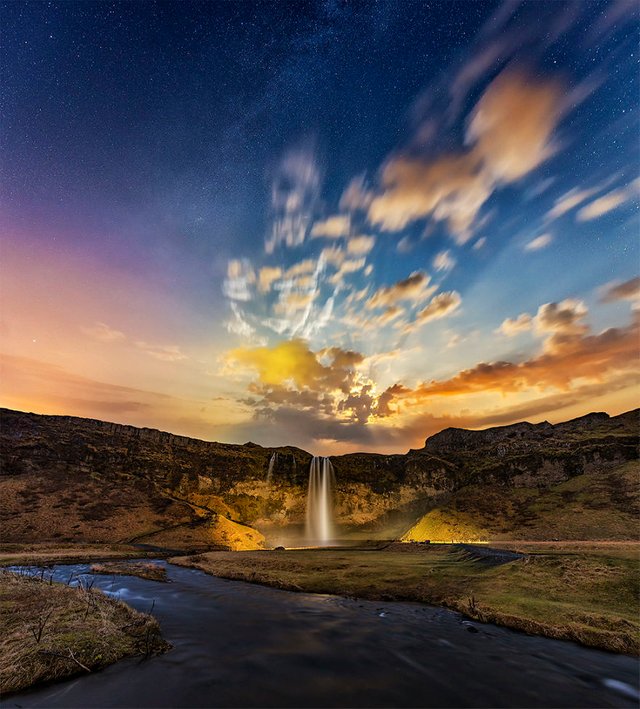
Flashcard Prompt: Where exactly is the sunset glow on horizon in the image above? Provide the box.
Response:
[1,1,638,455]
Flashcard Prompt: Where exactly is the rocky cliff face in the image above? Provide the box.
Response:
[1,407,637,548]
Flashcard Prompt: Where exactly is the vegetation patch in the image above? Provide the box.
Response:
[171,542,640,655]
[0,544,165,568]
[90,561,168,582]
[0,568,170,695]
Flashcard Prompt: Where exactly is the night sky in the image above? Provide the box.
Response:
[2,0,639,453]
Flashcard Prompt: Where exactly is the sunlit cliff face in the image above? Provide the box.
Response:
[1,2,639,454]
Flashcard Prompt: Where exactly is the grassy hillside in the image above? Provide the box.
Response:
[402,460,640,542]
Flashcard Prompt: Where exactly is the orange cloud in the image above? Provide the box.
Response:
[310,215,351,238]
[366,271,433,309]
[403,291,461,333]
[381,313,639,406]
[467,69,563,182]
[497,313,533,337]
[367,69,565,241]
[600,276,640,303]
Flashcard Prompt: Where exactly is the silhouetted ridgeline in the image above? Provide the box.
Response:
[0,407,637,548]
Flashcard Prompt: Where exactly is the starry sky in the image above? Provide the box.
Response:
[1,0,639,454]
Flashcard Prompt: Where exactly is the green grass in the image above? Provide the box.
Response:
[171,542,640,655]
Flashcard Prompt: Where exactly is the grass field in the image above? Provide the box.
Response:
[0,568,169,695]
[171,541,640,655]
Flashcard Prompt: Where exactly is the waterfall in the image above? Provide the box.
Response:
[267,452,277,483]
[305,456,335,545]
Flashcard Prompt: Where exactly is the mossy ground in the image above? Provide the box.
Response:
[0,568,170,695]
[171,541,640,655]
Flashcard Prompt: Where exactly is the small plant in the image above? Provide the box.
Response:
[30,607,54,644]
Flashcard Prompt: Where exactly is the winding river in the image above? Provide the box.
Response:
[5,561,639,708]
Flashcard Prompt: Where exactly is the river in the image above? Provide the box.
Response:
[5,561,639,708]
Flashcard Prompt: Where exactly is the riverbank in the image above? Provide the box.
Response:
[0,568,169,695]
[171,542,640,655]
[8,561,639,708]
[0,543,171,567]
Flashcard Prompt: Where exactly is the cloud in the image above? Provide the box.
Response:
[224,339,380,430]
[432,250,456,272]
[473,237,486,250]
[273,292,316,315]
[467,69,563,182]
[342,304,404,332]
[600,277,640,304]
[347,235,376,256]
[497,313,533,336]
[339,175,373,212]
[223,259,256,301]
[534,299,588,337]
[366,271,434,309]
[547,187,597,220]
[396,236,414,254]
[524,233,553,251]
[310,215,351,239]
[327,257,366,285]
[380,312,639,406]
[367,69,565,242]
[320,245,345,267]
[135,342,188,362]
[404,291,461,333]
[227,339,364,392]
[577,187,629,221]
[226,302,258,340]
[367,152,491,242]
[266,148,321,253]
[284,259,316,279]
[81,322,125,342]
[258,266,283,293]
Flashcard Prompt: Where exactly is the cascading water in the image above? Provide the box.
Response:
[267,452,277,483]
[305,456,335,545]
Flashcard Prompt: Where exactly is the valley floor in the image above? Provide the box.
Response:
[171,541,640,655]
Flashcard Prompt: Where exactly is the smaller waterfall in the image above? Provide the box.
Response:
[267,452,277,483]
[305,456,335,545]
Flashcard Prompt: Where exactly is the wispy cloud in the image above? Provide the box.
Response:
[524,234,553,251]
[81,322,125,342]
[600,276,640,304]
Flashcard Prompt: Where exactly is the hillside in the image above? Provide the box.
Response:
[0,407,637,549]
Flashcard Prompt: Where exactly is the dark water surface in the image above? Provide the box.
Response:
[5,561,639,708]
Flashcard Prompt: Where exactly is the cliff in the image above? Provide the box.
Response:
[0,407,637,548]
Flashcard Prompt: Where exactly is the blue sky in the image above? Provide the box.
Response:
[1,1,638,453]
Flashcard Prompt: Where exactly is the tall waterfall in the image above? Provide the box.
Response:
[267,452,277,483]
[305,457,335,545]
